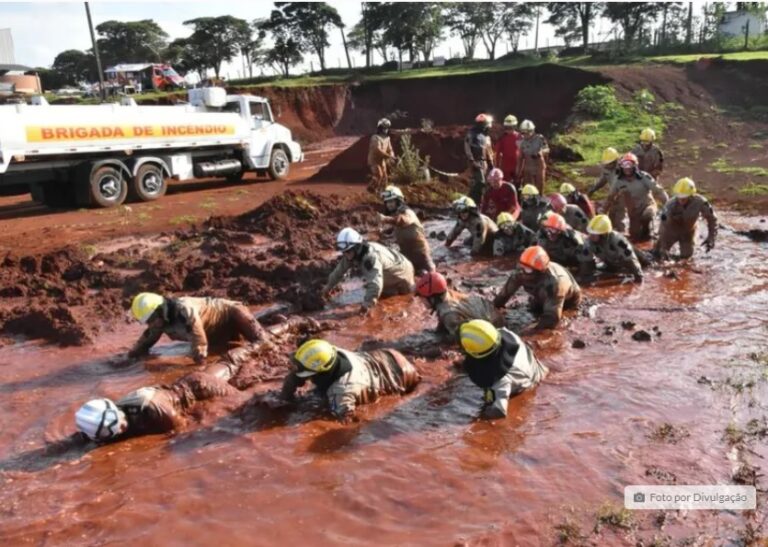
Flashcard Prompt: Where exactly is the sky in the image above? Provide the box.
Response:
[0,1,710,78]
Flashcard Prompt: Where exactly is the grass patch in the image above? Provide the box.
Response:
[750,143,764,149]
[169,215,198,226]
[594,502,634,531]
[739,182,768,196]
[711,158,768,177]
[136,212,151,222]
[554,517,585,545]
[649,50,768,63]
[199,200,218,211]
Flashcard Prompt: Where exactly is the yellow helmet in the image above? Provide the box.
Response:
[381,185,404,202]
[503,114,518,127]
[640,128,656,143]
[587,214,613,235]
[131,292,164,324]
[601,147,620,165]
[294,339,337,377]
[452,195,477,212]
[672,177,696,198]
[460,320,501,359]
[521,184,539,197]
[496,212,515,227]
[559,182,576,195]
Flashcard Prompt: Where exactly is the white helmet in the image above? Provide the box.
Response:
[380,185,404,202]
[452,195,477,213]
[377,118,391,128]
[336,227,364,252]
[75,398,123,441]
[520,119,535,133]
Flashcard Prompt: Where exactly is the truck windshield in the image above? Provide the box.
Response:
[249,101,272,123]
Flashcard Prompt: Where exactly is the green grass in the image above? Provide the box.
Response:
[169,214,199,226]
[710,158,768,177]
[649,50,768,63]
[738,182,768,196]
[594,502,634,531]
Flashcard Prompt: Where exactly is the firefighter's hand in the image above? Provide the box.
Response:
[359,303,373,316]
[703,239,715,252]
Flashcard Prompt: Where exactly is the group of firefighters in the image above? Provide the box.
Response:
[74,114,720,443]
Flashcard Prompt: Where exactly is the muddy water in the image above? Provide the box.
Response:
[1,212,767,545]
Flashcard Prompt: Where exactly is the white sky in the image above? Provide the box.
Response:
[1,1,713,78]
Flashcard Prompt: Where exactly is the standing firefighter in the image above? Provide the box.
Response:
[481,167,520,221]
[445,196,498,256]
[493,212,538,257]
[368,118,396,191]
[655,177,717,259]
[379,185,435,273]
[465,113,495,203]
[323,228,415,314]
[580,214,644,282]
[458,320,548,419]
[128,293,265,364]
[587,147,623,230]
[631,128,664,182]
[494,115,521,185]
[519,184,552,232]
[415,271,503,341]
[280,339,421,422]
[517,119,549,194]
[603,152,668,241]
[493,246,582,330]
[561,182,596,220]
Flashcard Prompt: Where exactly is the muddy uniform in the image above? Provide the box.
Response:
[562,204,589,233]
[519,197,552,232]
[655,195,717,259]
[567,189,596,220]
[493,223,538,257]
[590,167,626,232]
[382,204,435,273]
[631,143,664,180]
[537,229,589,269]
[580,231,644,281]
[494,262,582,328]
[464,328,548,418]
[434,290,504,340]
[368,134,394,190]
[481,182,520,220]
[324,241,415,307]
[518,134,549,194]
[604,171,668,241]
[129,297,264,364]
[465,127,494,203]
[446,213,498,256]
[281,348,421,420]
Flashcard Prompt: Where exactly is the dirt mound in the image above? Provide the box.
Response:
[0,305,96,346]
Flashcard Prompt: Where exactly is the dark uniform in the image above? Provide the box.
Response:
[493,223,538,257]
[519,197,552,232]
[446,212,498,256]
[655,195,717,259]
[537,228,589,269]
[579,231,644,281]
[465,126,494,203]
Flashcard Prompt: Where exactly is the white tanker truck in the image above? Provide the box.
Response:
[0,88,303,207]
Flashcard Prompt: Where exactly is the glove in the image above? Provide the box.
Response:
[703,239,715,252]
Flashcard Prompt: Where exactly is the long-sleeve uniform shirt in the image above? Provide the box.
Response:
[446,213,498,256]
[493,132,520,181]
[381,204,435,273]
[579,231,644,280]
[493,222,538,257]
[590,167,626,232]
[537,228,589,269]
[368,134,394,168]
[561,204,589,233]
[481,182,521,220]
[603,171,668,241]
[519,197,552,232]
[324,242,415,307]
[631,143,664,179]
[656,195,717,259]
[434,290,504,340]
[130,297,264,364]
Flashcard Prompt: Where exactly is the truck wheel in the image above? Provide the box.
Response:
[90,165,127,208]
[130,163,167,201]
[267,148,290,180]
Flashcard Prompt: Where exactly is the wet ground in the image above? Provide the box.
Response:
[1,211,767,545]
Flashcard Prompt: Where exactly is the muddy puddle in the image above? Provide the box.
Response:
[1,211,767,545]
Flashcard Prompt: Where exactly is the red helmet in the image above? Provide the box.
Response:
[619,152,638,168]
[475,113,492,125]
[548,193,567,212]
[415,271,448,297]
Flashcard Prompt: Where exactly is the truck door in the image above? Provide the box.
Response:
[248,99,272,167]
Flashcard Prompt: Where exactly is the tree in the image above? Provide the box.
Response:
[503,3,536,54]
[52,49,96,85]
[603,3,665,47]
[547,3,604,53]
[183,16,251,79]
[257,13,304,76]
[165,37,208,78]
[270,2,343,71]
[445,3,485,58]
[95,20,168,66]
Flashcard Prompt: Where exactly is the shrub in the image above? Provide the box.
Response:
[574,85,620,118]
[633,88,656,111]
[391,133,430,185]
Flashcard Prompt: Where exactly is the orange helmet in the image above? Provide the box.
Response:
[541,212,568,232]
[519,245,550,272]
[619,152,638,169]
[415,271,448,297]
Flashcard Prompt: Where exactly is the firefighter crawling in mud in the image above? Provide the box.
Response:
[548,192,589,233]
[561,182,596,220]
[654,177,718,260]
[580,215,645,283]
[536,212,589,270]
[493,246,582,331]
[322,227,415,315]
[414,271,503,341]
[76,317,323,442]
[378,185,435,273]
[279,339,421,421]
[519,184,552,232]
[445,196,498,256]
[458,320,548,419]
[493,212,538,257]
[128,292,265,364]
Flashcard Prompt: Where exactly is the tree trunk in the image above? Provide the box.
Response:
[581,8,590,53]
[661,4,668,47]
[317,48,326,71]
[685,2,693,46]
[744,18,750,50]
[340,27,352,69]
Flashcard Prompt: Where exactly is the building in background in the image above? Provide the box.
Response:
[0,65,42,95]
[0,29,15,64]
[719,10,766,37]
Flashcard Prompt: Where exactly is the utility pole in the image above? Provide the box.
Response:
[685,2,694,47]
[84,2,106,101]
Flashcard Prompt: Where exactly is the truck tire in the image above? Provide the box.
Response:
[130,163,167,202]
[89,165,127,208]
[267,148,290,180]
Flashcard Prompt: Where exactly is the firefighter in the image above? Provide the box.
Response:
[560,182,596,219]
[379,185,435,273]
[519,184,552,232]
[631,128,664,182]
[516,120,549,194]
[537,212,589,269]
[323,228,414,314]
[367,118,396,192]
[414,271,503,341]
[655,177,717,259]
[587,147,623,227]
[465,113,495,203]
[458,319,548,419]
[602,152,668,242]
[280,339,421,422]
[493,246,582,329]
[548,192,589,233]
[445,196,498,256]
[481,167,520,220]
[580,214,644,282]
[128,293,265,365]
[76,317,323,442]
[493,212,538,257]
[494,115,521,185]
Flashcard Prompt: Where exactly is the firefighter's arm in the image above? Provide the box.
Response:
[128,323,164,358]
[470,219,486,255]
[183,308,208,364]
[280,370,306,401]
[493,272,521,308]
[702,199,718,248]
[323,256,351,294]
[362,255,384,308]
[445,221,463,247]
